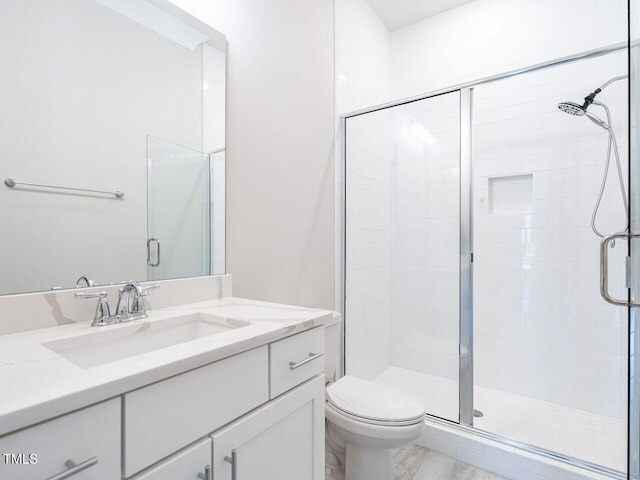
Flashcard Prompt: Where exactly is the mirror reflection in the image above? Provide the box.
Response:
[0,0,226,295]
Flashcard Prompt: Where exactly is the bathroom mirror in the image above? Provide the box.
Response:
[0,0,226,295]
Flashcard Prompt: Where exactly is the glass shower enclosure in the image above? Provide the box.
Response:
[343,40,636,477]
[147,136,211,281]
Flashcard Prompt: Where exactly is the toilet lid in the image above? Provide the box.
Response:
[326,376,425,424]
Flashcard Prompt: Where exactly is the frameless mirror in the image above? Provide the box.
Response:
[0,0,226,295]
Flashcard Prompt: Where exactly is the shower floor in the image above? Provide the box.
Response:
[374,367,626,473]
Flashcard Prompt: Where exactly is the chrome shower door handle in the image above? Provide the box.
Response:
[600,232,640,307]
[146,238,160,267]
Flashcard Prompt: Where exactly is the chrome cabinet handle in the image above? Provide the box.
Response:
[224,449,237,480]
[197,465,211,480]
[45,457,98,480]
[600,232,640,307]
[147,238,160,267]
[289,351,324,370]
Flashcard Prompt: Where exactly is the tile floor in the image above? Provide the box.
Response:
[393,444,510,480]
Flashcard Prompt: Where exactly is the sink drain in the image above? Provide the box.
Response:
[473,409,484,418]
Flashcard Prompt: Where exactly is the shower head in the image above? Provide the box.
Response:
[557,75,627,120]
[558,100,609,129]
[558,101,586,116]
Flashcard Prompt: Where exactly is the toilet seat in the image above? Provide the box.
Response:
[326,376,425,426]
[326,401,424,427]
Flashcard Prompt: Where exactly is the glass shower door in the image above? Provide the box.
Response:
[629,1,640,477]
[472,52,629,473]
[344,91,462,422]
[147,137,210,281]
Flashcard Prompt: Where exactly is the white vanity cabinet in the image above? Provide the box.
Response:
[0,323,328,480]
[124,327,326,480]
[212,375,325,480]
[0,398,120,480]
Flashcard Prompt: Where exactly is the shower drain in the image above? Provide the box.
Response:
[473,409,484,418]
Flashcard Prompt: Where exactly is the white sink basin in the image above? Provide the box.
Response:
[42,312,250,368]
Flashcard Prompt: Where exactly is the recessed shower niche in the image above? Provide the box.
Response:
[488,174,533,215]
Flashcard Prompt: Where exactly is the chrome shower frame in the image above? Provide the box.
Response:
[340,39,635,480]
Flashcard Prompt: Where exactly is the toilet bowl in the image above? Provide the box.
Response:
[325,376,425,480]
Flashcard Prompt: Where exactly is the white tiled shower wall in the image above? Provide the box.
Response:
[344,113,394,378]
[472,53,628,418]
[338,0,629,417]
[390,0,626,99]
[336,0,392,377]
[390,93,461,386]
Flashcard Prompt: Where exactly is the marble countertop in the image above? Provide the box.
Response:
[0,296,335,436]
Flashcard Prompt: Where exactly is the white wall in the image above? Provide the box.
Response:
[169,0,336,310]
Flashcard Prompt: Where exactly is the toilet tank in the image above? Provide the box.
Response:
[324,312,342,384]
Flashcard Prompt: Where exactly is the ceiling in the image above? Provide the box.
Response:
[366,0,474,31]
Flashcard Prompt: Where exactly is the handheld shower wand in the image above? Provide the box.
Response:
[557,74,629,239]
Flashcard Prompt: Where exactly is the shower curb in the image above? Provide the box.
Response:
[416,417,623,480]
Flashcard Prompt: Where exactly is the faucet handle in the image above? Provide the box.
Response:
[74,291,107,300]
[75,291,113,326]
[131,284,160,313]
[139,283,160,296]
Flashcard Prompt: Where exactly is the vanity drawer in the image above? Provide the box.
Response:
[269,327,325,398]
[0,398,120,480]
[123,346,268,477]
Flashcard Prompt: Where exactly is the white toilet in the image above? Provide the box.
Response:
[323,316,425,480]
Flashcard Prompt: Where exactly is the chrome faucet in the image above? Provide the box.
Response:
[76,275,95,288]
[115,283,160,322]
[75,282,159,326]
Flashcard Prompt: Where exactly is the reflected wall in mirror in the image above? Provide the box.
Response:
[0,0,226,295]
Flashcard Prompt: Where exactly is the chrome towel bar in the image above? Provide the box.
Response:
[4,178,124,198]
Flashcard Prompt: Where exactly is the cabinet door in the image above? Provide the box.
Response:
[130,438,210,480]
[212,375,324,480]
[0,398,120,480]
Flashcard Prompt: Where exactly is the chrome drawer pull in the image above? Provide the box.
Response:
[224,449,237,480]
[289,351,324,370]
[197,464,211,480]
[45,456,98,480]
